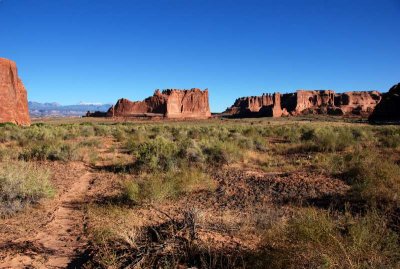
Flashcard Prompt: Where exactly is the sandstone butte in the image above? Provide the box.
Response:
[106,88,211,119]
[369,83,400,122]
[224,90,382,118]
[0,58,30,126]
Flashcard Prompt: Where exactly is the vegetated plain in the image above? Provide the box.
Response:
[0,117,399,268]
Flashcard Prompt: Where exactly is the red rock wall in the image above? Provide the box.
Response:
[0,58,30,125]
[225,89,381,118]
[294,90,335,114]
[108,88,211,119]
[335,91,381,115]
[165,89,211,118]
[224,93,279,117]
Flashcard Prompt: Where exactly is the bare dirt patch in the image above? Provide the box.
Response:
[0,163,92,269]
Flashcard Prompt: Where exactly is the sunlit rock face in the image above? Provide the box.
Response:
[108,88,211,119]
[224,89,381,118]
[0,58,30,125]
[224,93,282,117]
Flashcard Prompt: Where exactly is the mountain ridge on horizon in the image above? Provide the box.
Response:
[29,101,112,118]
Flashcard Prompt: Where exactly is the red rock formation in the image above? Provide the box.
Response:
[0,58,30,125]
[224,93,282,117]
[108,88,211,119]
[225,89,381,118]
[335,91,381,116]
[293,90,335,114]
[369,83,400,122]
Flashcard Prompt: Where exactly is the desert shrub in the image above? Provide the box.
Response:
[178,139,205,164]
[86,206,245,269]
[202,142,232,166]
[268,125,303,142]
[315,149,400,207]
[0,146,19,161]
[0,162,54,216]
[0,122,17,128]
[380,134,400,148]
[301,127,355,152]
[79,138,101,148]
[19,141,56,161]
[112,126,128,142]
[170,126,187,141]
[80,125,96,137]
[61,125,81,140]
[261,208,400,269]
[94,125,110,136]
[20,141,81,162]
[123,129,147,153]
[53,143,81,161]
[187,127,201,139]
[350,127,374,142]
[253,138,268,152]
[128,128,244,172]
[343,151,400,207]
[123,168,215,204]
[375,127,400,148]
[0,124,19,142]
[133,137,178,172]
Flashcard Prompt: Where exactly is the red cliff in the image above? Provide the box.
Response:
[0,58,30,125]
[108,88,211,119]
[224,89,381,118]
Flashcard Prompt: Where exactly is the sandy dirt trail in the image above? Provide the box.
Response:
[0,171,92,269]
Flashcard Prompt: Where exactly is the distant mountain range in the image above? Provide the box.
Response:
[29,101,112,118]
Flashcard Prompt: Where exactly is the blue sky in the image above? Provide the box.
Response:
[1,0,399,112]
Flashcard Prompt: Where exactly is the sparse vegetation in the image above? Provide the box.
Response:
[0,161,54,216]
[1,119,400,268]
[123,168,216,204]
[261,208,400,269]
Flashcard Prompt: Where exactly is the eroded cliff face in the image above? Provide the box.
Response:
[0,58,30,125]
[108,88,211,119]
[165,89,211,118]
[224,93,281,117]
[369,83,400,122]
[225,90,381,118]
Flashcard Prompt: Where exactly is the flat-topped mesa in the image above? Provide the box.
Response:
[224,89,381,118]
[107,88,211,119]
[0,58,30,125]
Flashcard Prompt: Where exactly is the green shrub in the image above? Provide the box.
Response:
[203,143,230,166]
[343,151,400,207]
[80,125,96,137]
[123,129,147,153]
[0,162,54,216]
[94,125,110,136]
[302,127,355,152]
[0,146,19,161]
[262,208,400,269]
[112,127,127,142]
[380,134,400,148]
[20,141,81,162]
[123,168,215,204]
[79,138,101,148]
[133,137,178,172]
[178,139,205,164]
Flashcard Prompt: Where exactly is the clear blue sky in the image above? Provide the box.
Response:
[1,0,399,112]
